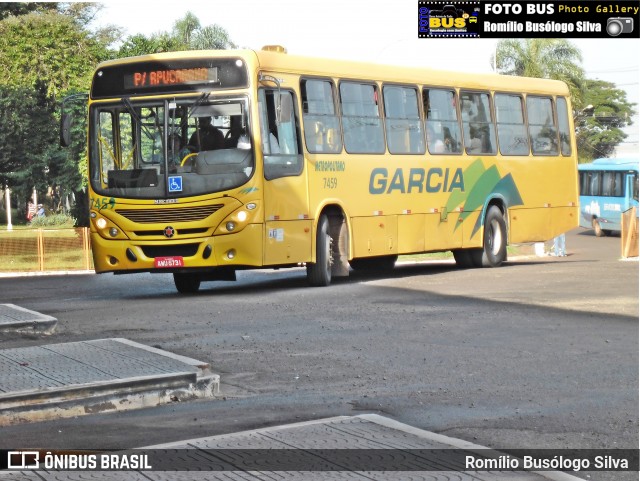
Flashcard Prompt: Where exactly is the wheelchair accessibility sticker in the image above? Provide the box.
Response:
[168,176,183,193]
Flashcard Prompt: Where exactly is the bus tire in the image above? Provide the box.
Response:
[173,273,201,293]
[452,249,474,268]
[472,206,507,267]
[307,215,333,287]
[592,219,606,237]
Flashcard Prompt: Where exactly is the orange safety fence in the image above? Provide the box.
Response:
[0,228,93,272]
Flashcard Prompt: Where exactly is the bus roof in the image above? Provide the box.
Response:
[579,157,640,171]
[94,47,571,97]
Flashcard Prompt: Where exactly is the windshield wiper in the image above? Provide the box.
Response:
[180,92,211,131]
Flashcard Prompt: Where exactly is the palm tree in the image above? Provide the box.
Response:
[173,12,200,48]
[493,39,585,108]
[191,24,237,51]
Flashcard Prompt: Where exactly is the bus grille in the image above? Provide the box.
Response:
[116,205,224,224]
[141,244,199,258]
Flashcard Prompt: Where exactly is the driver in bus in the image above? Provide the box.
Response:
[188,117,224,151]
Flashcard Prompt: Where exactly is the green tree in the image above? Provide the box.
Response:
[0,5,117,222]
[118,33,183,57]
[0,83,55,205]
[576,79,636,161]
[0,2,58,21]
[173,11,200,47]
[192,24,237,50]
[494,38,586,108]
[117,12,236,57]
[0,9,112,98]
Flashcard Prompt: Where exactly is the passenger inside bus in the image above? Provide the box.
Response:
[189,117,224,151]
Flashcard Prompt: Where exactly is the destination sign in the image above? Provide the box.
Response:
[91,58,248,99]
[124,67,218,90]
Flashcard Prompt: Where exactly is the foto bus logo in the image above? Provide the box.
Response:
[418,2,480,37]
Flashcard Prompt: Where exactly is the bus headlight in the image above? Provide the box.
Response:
[91,212,128,240]
[216,203,259,236]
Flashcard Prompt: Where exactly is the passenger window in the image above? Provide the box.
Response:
[301,79,342,154]
[603,172,624,197]
[339,82,385,154]
[602,172,614,196]
[383,85,425,154]
[527,96,559,155]
[556,97,572,156]
[495,94,529,155]
[460,91,497,155]
[579,172,589,195]
[423,88,462,154]
[258,89,303,180]
[589,172,601,196]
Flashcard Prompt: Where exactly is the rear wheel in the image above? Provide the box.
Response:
[452,249,474,268]
[592,219,606,237]
[173,273,201,293]
[307,215,333,286]
[471,206,507,267]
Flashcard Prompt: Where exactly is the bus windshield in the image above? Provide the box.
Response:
[89,96,253,199]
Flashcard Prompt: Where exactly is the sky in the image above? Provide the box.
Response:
[93,0,639,156]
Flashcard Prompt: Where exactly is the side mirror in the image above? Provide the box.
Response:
[60,112,72,147]
[59,93,88,147]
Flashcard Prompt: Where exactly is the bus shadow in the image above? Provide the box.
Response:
[127,256,595,301]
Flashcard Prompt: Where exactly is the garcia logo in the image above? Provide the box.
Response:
[369,167,464,194]
[418,1,481,37]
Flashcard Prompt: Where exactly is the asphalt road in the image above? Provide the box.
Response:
[0,228,637,480]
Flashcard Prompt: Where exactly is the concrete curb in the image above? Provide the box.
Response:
[0,338,219,426]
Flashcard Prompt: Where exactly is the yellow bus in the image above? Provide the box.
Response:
[64,45,578,293]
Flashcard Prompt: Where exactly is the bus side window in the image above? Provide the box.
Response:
[495,93,529,155]
[301,79,342,154]
[423,88,462,154]
[383,85,424,154]
[602,172,614,196]
[633,173,639,202]
[612,172,624,197]
[460,91,497,155]
[556,97,572,156]
[590,171,601,196]
[258,89,303,180]
[579,172,590,195]
[527,96,558,155]
[339,81,385,154]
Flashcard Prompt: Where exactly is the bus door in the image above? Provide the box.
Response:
[627,170,639,212]
[258,88,310,265]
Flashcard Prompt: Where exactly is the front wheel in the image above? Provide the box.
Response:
[173,273,201,293]
[307,215,333,286]
[471,206,507,267]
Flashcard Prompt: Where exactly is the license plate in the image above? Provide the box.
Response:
[154,256,184,268]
